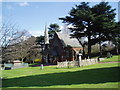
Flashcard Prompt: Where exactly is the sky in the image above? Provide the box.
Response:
[2,1,119,37]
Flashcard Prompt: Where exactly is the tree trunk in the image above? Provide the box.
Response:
[99,40,102,57]
[88,34,91,59]
[99,33,102,57]
[82,46,85,59]
[22,58,24,63]
[116,44,119,55]
[33,60,34,63]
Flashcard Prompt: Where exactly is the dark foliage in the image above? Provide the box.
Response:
[59,2,117,57]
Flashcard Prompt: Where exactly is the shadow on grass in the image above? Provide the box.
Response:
[3,66,120,87]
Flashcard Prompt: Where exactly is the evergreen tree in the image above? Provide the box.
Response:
[91,2,116,56]
[111,22,120,54]
[59,2,116,58]
[36,35,44,45]
[48,23,61,39]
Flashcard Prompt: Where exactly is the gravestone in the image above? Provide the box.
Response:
[78,53,82,67]
[107,52,112,58]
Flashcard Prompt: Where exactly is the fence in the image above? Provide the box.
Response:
[80,59,98,66]
[57,58,99,68]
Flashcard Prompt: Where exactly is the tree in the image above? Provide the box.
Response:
[17,36,36,62]
[48,23,61,39]
[91,2,116,56]
[35,35,45,63]
[0,22,32,63]
[36,35,44,45]
[59,2,116,58]
[111,22,120,54]
[25,44,42,63]
[77,38,88,58]
[59,2,95,58]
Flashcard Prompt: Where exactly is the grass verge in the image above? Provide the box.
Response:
[100,55,120,62]
[2,61,120,88]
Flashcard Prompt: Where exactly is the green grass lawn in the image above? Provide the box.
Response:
[2,57,120,88]
[100,55,120,62]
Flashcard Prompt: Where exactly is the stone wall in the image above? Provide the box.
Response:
[57,58,99,68]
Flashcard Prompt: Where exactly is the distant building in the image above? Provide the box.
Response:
[13,60,22,66]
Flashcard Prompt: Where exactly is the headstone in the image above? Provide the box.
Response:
[107,52,111,58]
[41,64,43,70]
[78,53,82,67]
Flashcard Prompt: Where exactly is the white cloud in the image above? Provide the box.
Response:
[60,25,64,30]
[19,2,29,7]
[29,30,44,37]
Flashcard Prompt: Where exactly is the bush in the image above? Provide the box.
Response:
[34,59,42,62]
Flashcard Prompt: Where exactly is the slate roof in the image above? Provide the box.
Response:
[56,32,82,48]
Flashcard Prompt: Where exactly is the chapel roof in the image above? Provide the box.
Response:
[56,32,82,48]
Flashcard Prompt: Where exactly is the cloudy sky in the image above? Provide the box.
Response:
[2,1,119,37]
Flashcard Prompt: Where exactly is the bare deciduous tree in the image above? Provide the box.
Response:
[0,22,32,63]
[17,36,36,62]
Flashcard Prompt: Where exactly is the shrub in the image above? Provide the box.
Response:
[34,59,42,62]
